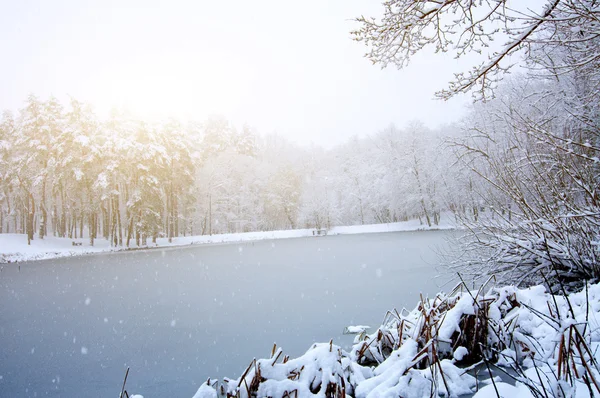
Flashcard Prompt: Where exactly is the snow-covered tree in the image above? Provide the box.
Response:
[0,111,15,233]
[60,99,101,243]
[353,0,600,100]
[13,94,48,243]
[1,95,464,245]
[357,0,600,289]
[452,76,600,289]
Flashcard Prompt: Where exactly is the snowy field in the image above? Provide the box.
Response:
[0,217,454,263]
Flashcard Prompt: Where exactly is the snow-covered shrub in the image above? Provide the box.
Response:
[449,75,600,292]
[191,281,600,398]
[220,341,359,398]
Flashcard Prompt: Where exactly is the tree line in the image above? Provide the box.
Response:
[0,97,198,246]
[0,96,467,247]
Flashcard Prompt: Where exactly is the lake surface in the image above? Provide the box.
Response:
[0,230,457,397]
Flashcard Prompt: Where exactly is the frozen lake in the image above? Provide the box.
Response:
[0,230,456,397]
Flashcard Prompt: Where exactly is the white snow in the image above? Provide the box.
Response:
[191,382,217,398]
[0,217,455,263]
[344,325,371,334]
[473,382,534,398]
[453,346,468,361]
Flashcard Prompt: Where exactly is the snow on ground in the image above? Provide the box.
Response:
[0,217,455,263]
[329,217,454,235]
[0,233,111,263]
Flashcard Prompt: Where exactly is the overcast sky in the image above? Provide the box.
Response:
[0,0,479,147]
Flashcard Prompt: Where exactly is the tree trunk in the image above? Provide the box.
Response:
[5,194,11,233]
[7,194,12,233]
[117,207,123,247]
[111,196,118,247]
[60,184,67,238]
[174,194,179,238]
[39,178,47,239]
[27,192,35,244]
[90,211,95,246]
[167,180,173,243]
[135,209,141,247]
[126,215,133,248]
[72,210,77,239]
[80,209,84,239]
[52,195,58,236]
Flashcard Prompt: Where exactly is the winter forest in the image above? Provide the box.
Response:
[0,96,457,246]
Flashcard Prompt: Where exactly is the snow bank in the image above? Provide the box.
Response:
[0,233,111,263]
[329,217,454,235]
[0,217,455,263]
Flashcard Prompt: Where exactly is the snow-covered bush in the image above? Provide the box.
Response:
[352,0,600,291]
[193,280,600,397]
[449,76,600,291]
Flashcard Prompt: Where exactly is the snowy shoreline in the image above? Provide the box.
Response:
[0,219,455,264]
[187,280,600,398]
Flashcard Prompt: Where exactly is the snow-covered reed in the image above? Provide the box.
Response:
[186,278,600,398]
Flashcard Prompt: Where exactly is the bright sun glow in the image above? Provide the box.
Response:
[92,57,250,121]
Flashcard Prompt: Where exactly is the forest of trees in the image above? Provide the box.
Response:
[0,96,469,247]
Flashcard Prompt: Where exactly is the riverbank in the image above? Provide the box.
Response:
[0,218,455,263]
